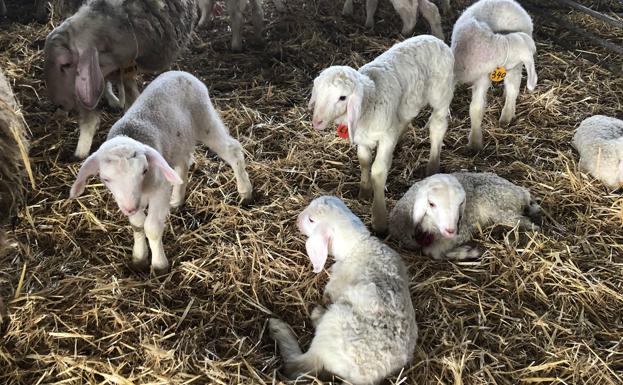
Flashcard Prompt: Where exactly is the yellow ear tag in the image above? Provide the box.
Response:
[490,67,507,82]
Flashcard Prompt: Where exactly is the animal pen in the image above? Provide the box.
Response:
[0,0,622,384]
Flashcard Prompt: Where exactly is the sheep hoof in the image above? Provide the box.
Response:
[358,187,373,201]
[372,218,388,236]
[467,141,483,153]
[151,264,170,277]
[499,116,512,127]
[130,258,150,273]
[365,20,375,30]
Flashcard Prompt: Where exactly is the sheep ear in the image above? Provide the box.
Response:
[308,89,316,111]
[144,145,183,185]
[347,90,362,144]
[524,58,537,92]
[305,224,332,273]
[75,46,105,109]
[70,153,99,198]
[412,188,428,225]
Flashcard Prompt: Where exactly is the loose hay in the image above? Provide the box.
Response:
[1,1,622,384]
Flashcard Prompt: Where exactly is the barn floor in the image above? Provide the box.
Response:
[1,1,622,384]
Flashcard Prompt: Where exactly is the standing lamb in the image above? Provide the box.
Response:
[389,173,540,259]
[451,0,537,152]
[44,0,207,159]
[269,196,417,385]
[197,0,264,52]
[69,71,253,275]
[572,115,623,190]
[342,0,444,39]
[309,35,454,233]
[0,68,29,250]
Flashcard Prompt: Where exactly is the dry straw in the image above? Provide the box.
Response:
[0,0,622,384]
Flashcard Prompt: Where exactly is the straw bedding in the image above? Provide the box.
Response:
[0,0,622,384]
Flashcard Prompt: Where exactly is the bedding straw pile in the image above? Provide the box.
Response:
[0,0,621,384]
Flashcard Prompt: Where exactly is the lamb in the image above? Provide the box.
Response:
[0,68,29,251]
[572,115,623,190]
[69,71,253,275]
[388,173,540,260]
[342,0,444,39]
[269,196,417,385]
[308,35,454,233]
[451,0,537,152]
[198,0,263,52]
[44,0,206,159]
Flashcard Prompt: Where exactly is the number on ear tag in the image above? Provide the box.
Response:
[490,67,507,82]
[337,123,348,139]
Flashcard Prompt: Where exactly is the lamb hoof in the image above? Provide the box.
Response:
[358,187,373,201]
[239,190,254,206]
[372,218,388,236]
[426,162,440,176]
[74,148,90,160]
[467,140,483,153]
[499,115,512,127]
[151,264,170,277]
[130,258,150,273]
[365,20,375,30]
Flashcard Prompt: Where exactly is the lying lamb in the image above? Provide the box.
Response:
[389,173,540,260]
[309,35,454,233]
[198,0,264,52]
[572,115,623,190]
[342,0,444,39]
[70,71,253,274]
[269,196,417,385]
[451,0,537,151]
[44,0,206,159]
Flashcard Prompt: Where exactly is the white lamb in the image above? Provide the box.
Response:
[69,71,253,274]
[451,0,537,151]
[269,196,417,385]
[572,115,623,190]
[342,0,444,39]
[388,173,540,260]
[309,35,454,233]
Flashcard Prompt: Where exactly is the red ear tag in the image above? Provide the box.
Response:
[337,123,349,139]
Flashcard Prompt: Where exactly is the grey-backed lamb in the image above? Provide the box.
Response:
[308,35,454,233]
[269,196,417,385]
[44,0,204,159]
[389,173,540,260]
[69,71,253,275]
[572,115,623,190]
[451,0,537,151]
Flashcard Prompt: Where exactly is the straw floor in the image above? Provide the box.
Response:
[0,0,622,384]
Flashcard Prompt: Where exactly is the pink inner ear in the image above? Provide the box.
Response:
[75,46,104,109]
[305,226,331,273]
[144,145,183,185]
[70,153,100,198]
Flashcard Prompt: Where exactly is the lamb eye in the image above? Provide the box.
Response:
[60,63,72,72]
[429,201,436,208]
[308,217,315,223]
[142,168,148,175]
[338,96,346,101]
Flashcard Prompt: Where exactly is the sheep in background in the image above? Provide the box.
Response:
[44,0,206,159]
[309,35,454,233]
[572,115,623,190]
[0,69,30,250]
[342,0,444,39]
[69,71,253,275]
[269,196,417,385]
[198,0,264,52]
[389,173,540,260]
[451,0,537,152]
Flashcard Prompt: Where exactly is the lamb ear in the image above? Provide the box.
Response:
[308,88,316,111]
[143,145,183,185]
[70,153,100,198]
[75,46,105,109]
[347,90,362,144]
[305,224,332,273]
[412,188,428,226]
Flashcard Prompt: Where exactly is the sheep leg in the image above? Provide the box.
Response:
[228,0,244,51]
[445,245,482,260]
[273,0,286,12]
[123,76,140,111]
[499,66,522,127]
[370,139,397,233]
[170,159,190,208]
[426,106,449,175]
[75,108,101,159]
[439,0,451,15]
[365,0,379,29]
[204,130,253,204]
[342,0,354,16]
[498,211,540,231]
[145,189,172,275]
[249,0,264,41]
[418,0,443,40]
[34,0,48,22]
[357,144,373,200]
[310,306,326,328]
[468,77,491,152]
[128,211,149,272]
[198,0,215,27]
[389,0,417,35]
[103,81,123,110]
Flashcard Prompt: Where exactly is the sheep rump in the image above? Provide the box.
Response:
[572,115,623,190]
